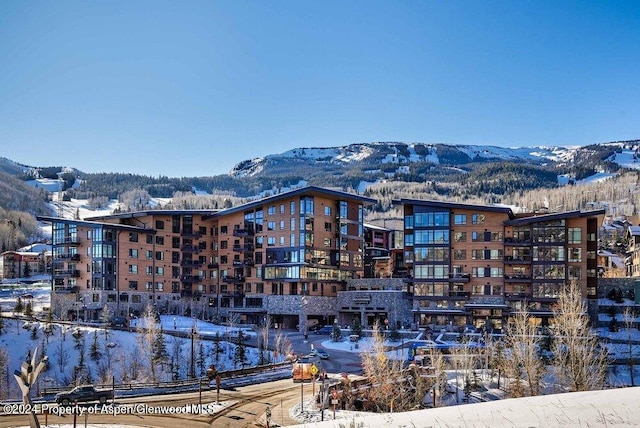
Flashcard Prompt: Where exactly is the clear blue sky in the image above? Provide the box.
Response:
[1,1,639,178]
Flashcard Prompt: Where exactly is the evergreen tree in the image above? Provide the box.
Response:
[30,324,38,340]
[152,328,168,368]
[233,331,247,368]
[14,297,24,315]
[90,331,102,361]
[24,301,34,318]
[196,343,207,377]
[332,323,343,342]
[23,262,31,278]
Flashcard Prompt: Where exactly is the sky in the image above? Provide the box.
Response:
[1,1,640,178]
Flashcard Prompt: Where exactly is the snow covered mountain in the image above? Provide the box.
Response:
[229,140,640,178]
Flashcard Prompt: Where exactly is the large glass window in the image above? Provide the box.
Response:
[568,228,582,244]
[414,211,449,227]
[454,214,467,225]
[414,230,449,244]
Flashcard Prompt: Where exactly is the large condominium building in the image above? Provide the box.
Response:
[400,199,603,332]
[39,186,375,329]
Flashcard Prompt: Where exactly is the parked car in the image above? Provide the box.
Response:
[307,324,322,332]
[315,325,333,335]
[55,385,113,406]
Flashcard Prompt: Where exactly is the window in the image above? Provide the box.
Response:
[291,201,296,215]
[280,220,285,230]
[454,214,467,225]
[454,232,466,242]
[324,206,332,216]
[568,228,582,244]
[324,238,331,248]
[156,267,164,275]
[156,282,164,291]
[155,251,164,260]
[568,248,581,262]
[291,218,296,231]
[472,214,485,224]
[129,249,138,258]
[156,236,164,245]
[454,249,466,260]
[267,237,276,246]
[128,281,138,290]
[268,221,276,231]
[146,235,153,244]
[146,266,153,275]
[220,241,228,249]
[268,206,276,215]
[129,232,138,242]
[155,220,165,229]
[146,250,153,259]
[279,236,285,246]
[220,225,228,234]
[129,265,138,274]
[291,234,296,246]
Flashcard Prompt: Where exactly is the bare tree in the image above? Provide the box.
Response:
[622,307,638,386]
[551,281,608,392]
[0,348,10,400]
[506,310,546,396]
[136,304,159,381]
[53,335,70,375]
[360,321,410,412]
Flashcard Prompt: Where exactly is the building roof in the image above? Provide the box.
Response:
[36,216,156,233]
[68,186,374,223]
[206,186,376,218]
[85,209,218,222]
[504,209,605,226]
[395,198,515,216]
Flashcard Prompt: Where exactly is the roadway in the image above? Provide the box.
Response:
[0,379,316,428]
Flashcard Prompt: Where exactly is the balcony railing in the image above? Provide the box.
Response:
[180,229,203,239]
[504,256,531,264]
[54,286,78,293]
[222,275,245,284]
[181,245,201,253]
[207,262,219,268]
[55,253,81,261]
[448,290,471,299]
[54,269,80,278]
[448,273,471,283]
[233,228,255,237]
[180,259,204,267]
[504,274,532,282]
[233,245,254,253]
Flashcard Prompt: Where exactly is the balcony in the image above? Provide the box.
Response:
[55,253,81,261]
[54,269,80,278]
[54,286,78,293]
[233,259,255,267]
[504,274,532,282]
[61,236,81,245]
[448,273,471,283]
[181,245,201,254]
[180,229,203,239]
[504,256,531,264]
[180,274,203,283]
[448,290,471,299]
[233,244,254,253]
[180,259,204,268]
[504,237,531,246]
[222,275,245,284]
[207,262,219,268]
[505,292,532,301]
[233,228,254,237]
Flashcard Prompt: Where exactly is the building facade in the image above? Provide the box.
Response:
[400,199,603,332]
[39,186,374,329]
[40,189,605,332]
